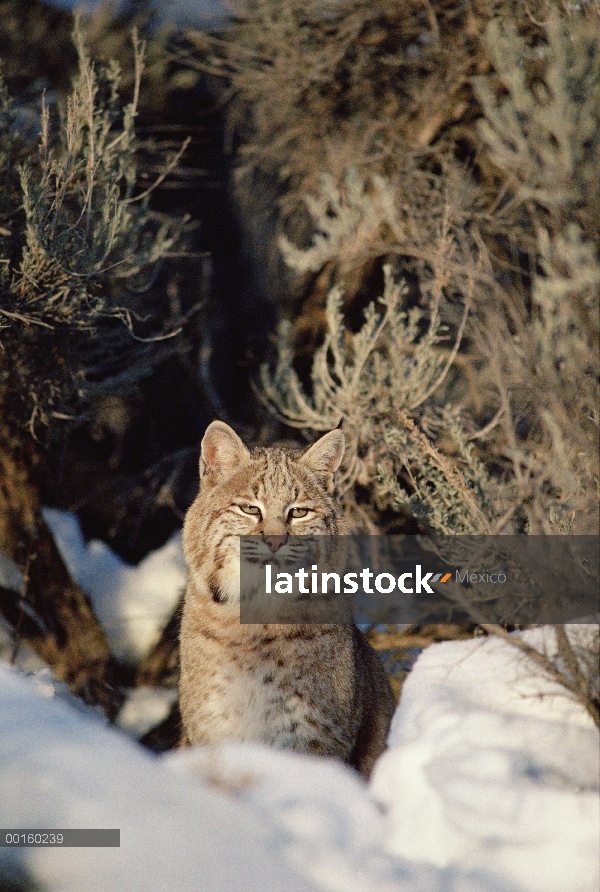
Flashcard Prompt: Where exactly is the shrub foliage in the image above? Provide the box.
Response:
[0,20,184,430]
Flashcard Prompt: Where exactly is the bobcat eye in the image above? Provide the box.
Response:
[240,504,261,516]
[288,507,309,519]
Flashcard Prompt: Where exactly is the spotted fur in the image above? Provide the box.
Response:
[179,422,395,777]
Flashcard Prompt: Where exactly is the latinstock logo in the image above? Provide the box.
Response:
[264,563,454,596]
[240,534,599,624]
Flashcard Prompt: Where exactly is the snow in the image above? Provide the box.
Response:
[3,512,599,892]
[0,663,466,892]
[42,508,185,663]
[370,627,600,892]
[116,684,178,736]
[1,629,597,892]
[166,743,429,892]
[0,552,48,672]
[0,551,23,593]
[0,621,48,674]
[0,664,325,892]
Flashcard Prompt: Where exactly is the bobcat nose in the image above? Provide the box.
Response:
[264,535,286,553]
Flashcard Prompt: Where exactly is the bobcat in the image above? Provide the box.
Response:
[179,421,395,777]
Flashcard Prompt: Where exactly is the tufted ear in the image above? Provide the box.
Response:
[199,421,250,487]
[299,430,345,488]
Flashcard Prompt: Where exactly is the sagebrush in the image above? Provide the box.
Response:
[0,20,187,430]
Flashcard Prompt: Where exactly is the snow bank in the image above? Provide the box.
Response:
[0,663,491,892]
[0,663,324,892]
[371,627,600,892]
[2,625,597,892]
[167,743,418,892]
[42,508,185,663]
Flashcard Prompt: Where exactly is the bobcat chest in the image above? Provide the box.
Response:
[180,634,321,747]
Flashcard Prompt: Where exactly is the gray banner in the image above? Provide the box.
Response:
[0,830,120,847]
[239,535,599,624]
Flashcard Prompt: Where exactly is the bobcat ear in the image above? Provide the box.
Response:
[300,430,345,487]
[200,421,250,485]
